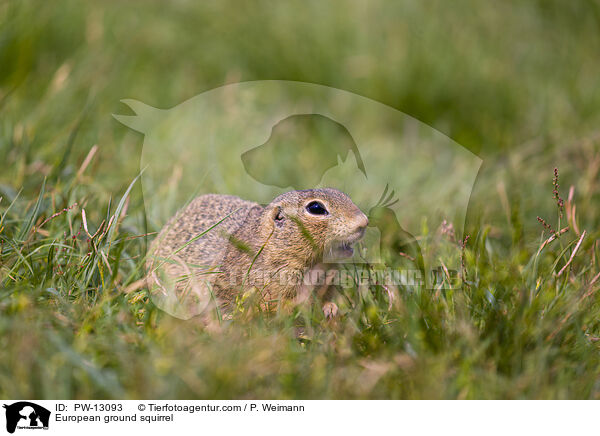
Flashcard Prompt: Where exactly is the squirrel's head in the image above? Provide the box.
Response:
[260,188,368,265]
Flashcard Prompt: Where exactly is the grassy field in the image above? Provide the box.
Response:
[1,0,600,399]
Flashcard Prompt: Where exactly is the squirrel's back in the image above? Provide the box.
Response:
[146,194,261,291]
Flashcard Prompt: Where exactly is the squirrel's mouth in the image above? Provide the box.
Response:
[324,228,366,261]
[328,235,362,259]
[330,240,355,258]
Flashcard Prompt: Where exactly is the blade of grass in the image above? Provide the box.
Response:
[17,178,45,241]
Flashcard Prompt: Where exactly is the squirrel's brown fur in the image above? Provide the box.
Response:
[146,188,368,314]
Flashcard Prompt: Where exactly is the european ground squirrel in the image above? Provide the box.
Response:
[146,188,368,316]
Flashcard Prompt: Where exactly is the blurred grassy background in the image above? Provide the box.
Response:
[1,0,599,399]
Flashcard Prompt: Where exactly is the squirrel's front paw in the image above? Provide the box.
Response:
[322,302,338,320]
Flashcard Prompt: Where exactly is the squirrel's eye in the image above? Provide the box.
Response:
[306,201,328,215]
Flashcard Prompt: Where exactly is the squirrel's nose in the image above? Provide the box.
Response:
[353,212,369,235]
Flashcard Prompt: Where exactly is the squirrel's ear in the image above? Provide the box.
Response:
[272,205,285,226]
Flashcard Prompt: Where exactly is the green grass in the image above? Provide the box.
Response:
[1,0,600,399]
